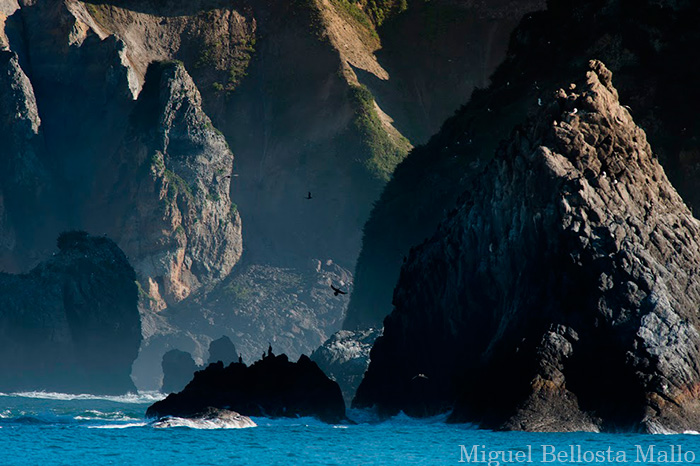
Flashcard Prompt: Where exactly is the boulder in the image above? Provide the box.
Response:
[151,407,256,429]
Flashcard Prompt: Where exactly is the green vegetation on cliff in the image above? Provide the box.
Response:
[352,0,407,26]
[349,85,410,181]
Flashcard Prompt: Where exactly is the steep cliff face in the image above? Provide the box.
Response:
[86,60,242,312]
[355,62,700,433]
[2,1,243,311]
[0,50,55,271]
[0,0,546,389]
[362,0,545,144]
[0,232,141,394]
[345,0,700,330]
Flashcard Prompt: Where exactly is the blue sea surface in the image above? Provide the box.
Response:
[1,392,699,465]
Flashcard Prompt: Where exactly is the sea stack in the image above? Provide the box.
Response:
[0,231,141,394]
[354,61,700,433]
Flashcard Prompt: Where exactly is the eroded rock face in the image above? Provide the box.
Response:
[147,354,346,423]
[0,50,54,270]
[86,60,242,312]
[354,62,700,433]
[311,328,381,404]
[345,0,700,331]
[0,231,141,394]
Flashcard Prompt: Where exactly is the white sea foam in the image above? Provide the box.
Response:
[151,416,257,430]
[74,410,139,422]
[346,408,475,427]
[88,422,149,429]
[0,391,166,404]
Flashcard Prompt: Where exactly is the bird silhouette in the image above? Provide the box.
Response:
[305,192,312,200]
[330,284,347,296]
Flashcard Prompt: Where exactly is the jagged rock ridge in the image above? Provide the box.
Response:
[354,61,700,433]
[147,353,346,423]
[0,231,141,394]
[345,0,700,331]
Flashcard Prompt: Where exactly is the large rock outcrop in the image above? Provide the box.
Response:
[354,61,700,433]
[345,0,700,331]
[86,60,242,313]
[0,50,54,271]
[0,231,141,394]
[0,0,547,390]
[311,328,381,404]
[147,353,346,423]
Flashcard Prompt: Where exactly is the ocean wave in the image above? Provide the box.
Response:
[0,391,165,404]
[88,422,149,429]
[345,408,475,427]
[74,410,140,422]
[249,416,327,428]
[152,416,257,430]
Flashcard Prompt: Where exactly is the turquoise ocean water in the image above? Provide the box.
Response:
[1,392,700,465]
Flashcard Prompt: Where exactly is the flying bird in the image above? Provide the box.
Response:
[330,284,347,296]
[305,192,312,200]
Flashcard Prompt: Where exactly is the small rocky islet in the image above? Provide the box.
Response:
[148,351,346,424]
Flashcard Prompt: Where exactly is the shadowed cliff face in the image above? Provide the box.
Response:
[0,0,546,389]
[363,0,545,144]
[0,50,55,271]
[85,60,242,312]
[354,62,700,433]
[0,232,141,394]
[345,0,700,330]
